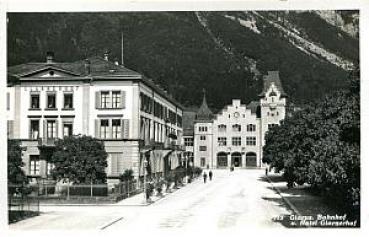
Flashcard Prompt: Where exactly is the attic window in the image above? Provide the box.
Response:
[269,90,277,97]
[49,71,55,76]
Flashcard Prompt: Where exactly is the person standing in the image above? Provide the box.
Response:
[209,170,213,181]
[203,171,207,183]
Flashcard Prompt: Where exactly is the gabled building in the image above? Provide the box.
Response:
[6,52,184,184]
[185,71,287,169]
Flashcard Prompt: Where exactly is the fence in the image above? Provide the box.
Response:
[8,185,40,223]
[23,180,142,203]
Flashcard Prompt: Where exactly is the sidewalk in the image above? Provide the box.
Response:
[263,173,358,227]
[115,177,201,206]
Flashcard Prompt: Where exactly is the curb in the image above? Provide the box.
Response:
[265,175,302,216]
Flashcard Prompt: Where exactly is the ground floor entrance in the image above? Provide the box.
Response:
[231,152,242,167]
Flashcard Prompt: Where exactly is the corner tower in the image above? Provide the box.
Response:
[259,71,287,164]
[194,89,214,168]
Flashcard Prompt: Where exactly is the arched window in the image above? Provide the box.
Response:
[232,124,241,132]
[246,152,257,167]
[218,124,227,132]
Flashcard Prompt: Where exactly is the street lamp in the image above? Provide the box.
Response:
[184,153,188,183]
[143,159,148,203]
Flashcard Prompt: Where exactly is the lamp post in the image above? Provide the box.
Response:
[143,159,148,203]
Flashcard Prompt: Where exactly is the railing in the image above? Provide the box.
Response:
[22,180,141,203]
[38,138,56,146]
[8,185,40,224]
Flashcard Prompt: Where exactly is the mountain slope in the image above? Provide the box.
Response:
[7,11,359,110]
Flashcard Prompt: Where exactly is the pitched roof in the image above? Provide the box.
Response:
[8,56,141,78]
[258,71,287,98]
[8,56,184,109]
[195,90,213,122]
[182,111,196,136]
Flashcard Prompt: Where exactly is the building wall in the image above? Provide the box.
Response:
[212,99,261,169]
[191,93,286,169]
[193,122,213,168]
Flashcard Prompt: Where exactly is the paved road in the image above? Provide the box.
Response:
[9,169,292,231]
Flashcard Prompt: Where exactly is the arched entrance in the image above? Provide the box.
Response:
[231,152,242,167]
[217,152,228,168]
[246,152,257,167]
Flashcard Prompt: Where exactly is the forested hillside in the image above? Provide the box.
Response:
[7,11,359,109]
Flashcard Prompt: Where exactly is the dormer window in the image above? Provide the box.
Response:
[269,90,277,97]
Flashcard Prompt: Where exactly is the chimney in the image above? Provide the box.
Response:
[46,51,54,64]
[84,59,91,75]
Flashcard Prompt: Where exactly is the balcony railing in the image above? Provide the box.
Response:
[38,138,56,146]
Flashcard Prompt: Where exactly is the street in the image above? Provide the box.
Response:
[9,169,292,231]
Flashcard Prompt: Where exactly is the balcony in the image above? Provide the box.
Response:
[38,138,57,147]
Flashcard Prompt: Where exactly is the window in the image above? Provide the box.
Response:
[218,137,227,146]
[30,94,40,109]
[101,91,111,108]
[200,135,206,141]
[232,137,241,146]
[112,119,122,139]
[246,136,256,146]
[200,157,206,167]
[63,93,73,109]
[29,155,40,176]
[112,91,121,108]
[247,124,256,132]
[199,126,207,132]
[100,119,109,139]
[268,124,278,129]
[47,120,57,139]
[63,123,73,137]
[218,124,227,132]
[232,124,241,132]
[199,146,207,151]
[184,138,194,146]
[109,153,123,175]
[30,120,40,139]
[47,93,56,109]
[47,162,54,176]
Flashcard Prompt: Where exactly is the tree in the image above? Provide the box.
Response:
[8,140,27,185]
[119,169,134,182]
[51,135,108,184]
[263,66,360,218]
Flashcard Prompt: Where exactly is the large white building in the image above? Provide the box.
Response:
[183,71,287,169]
[6,52,184,184]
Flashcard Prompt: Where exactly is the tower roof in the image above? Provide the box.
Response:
[258,71,287,98]
[195,89,213,122]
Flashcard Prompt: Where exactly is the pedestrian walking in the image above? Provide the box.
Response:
[203,171,207,183]
[209,170,213,181]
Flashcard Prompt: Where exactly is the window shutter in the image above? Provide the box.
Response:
[7,120,13,138]
[95,119,100,138]
[120,119,124,139]
[43,120,47,139]
[55,119,59,138]
[28,120,32,139]
[109,119,113,139]
[95,91,101,108]
[123,119,130,139]
[120,91,126,109]
[6,93,10,110]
